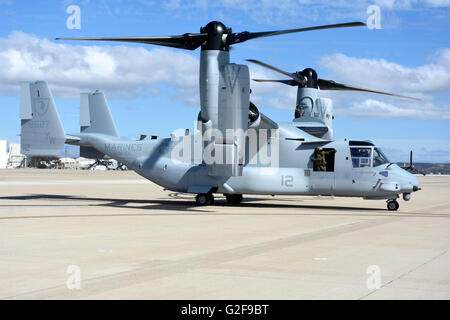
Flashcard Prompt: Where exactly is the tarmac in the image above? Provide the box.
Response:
[0,169,449,300]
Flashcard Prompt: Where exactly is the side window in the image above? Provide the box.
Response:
[350,147,372,168]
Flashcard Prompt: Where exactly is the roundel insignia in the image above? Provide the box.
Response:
[34,98,49,116]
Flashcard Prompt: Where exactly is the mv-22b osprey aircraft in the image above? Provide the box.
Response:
[20,21,421,211]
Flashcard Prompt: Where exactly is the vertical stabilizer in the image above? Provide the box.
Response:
[79,91,118,159]
[20,81,65,157]
[80,91,118,137]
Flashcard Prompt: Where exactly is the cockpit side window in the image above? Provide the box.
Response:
[373,147,390,167]
[350,147,372,168]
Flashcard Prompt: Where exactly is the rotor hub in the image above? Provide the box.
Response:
[300,68,318,88]
[200,21,231,51]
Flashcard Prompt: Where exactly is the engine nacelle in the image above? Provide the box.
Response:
[314,98,333,139]
[248,102,279,130]
[294,87,334,139]
[200,62,250,177]
[248,102,260,128]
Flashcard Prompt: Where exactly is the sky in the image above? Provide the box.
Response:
[0,0,449,162]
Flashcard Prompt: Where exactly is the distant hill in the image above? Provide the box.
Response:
[397,162,450,175]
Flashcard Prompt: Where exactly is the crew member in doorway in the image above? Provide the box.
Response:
[312,147,336,171]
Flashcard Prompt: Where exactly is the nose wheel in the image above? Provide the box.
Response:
[387,200,399,211]
[195,193,214,206]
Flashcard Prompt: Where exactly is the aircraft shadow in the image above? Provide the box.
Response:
[1,194,448,219]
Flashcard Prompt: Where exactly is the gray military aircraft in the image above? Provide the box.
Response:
[20,21,420,211]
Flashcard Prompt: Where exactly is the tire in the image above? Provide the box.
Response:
[387,200,399,211]
[225,194,243,205]
[207,193,214,205]
[195,193,214,206]
[196,194,209,206]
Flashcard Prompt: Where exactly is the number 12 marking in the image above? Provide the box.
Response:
[281,175,293,187]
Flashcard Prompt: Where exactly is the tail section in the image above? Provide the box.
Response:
[20,81,65,157]
[20,84,120,160]
[79,91,118,158]
[80,91,118,137]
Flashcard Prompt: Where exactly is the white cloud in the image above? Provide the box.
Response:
[145,0,450,26]
[317,49,450,119]
[413,0,450,7]
[319,50,450,94]
[242,47,450,120]
[246,63,298,111]
[1,31,448,121]
[0,31,199,103]
[228,0,450,10]
[340,98,450,120]
[247,49,450,120]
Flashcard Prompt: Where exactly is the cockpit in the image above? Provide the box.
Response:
[349,141,390,168]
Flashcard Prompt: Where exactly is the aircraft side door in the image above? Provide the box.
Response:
[311,171,335,195]
[310,148,336,195]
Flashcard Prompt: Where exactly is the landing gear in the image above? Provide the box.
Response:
[225,194,243,205]
[387,200,399,211]
[195,193,214,206]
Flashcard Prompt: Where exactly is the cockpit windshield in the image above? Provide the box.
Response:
[373,147,390,167]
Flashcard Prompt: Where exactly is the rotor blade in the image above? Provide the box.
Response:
[247,59,306,85]
[229,22,365,44]
[55,34,208,50]
[252,79,298,86]
[317,79,421,101]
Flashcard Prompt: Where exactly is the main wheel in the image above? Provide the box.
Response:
[195,193,214,206]
[387,200,399,211]
[225,194,243,205]
[207,193,214,205]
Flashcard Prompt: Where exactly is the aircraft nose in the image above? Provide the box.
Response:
[410,174,420,192]
[399,170,419,193]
